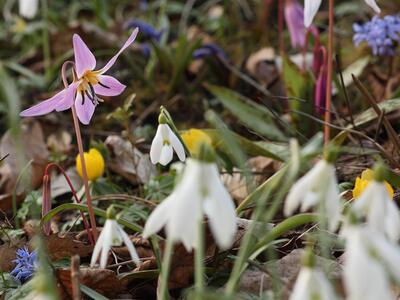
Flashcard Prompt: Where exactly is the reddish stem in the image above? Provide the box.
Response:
[278,0,285,58]
[324,0,334,145]
[61,61,98,241]
[43,163,94,245]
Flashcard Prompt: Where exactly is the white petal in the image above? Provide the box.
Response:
[384,198,400,241]
[90,226,106,267]
[290,268,312,300]
[169,129,186,162]
[166,159,203,251]
[159,145,173,166]
[19,0,39,19]
[364,0,381,13]
[203,164,237,249]
[143,195,174,238]
[117,225,141,265]
[325,175,341,232]
[99,220,113,268]
[304,0,322,27]
[150,125,163,164]
[371,232,400,281]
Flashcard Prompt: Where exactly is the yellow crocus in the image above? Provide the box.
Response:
[76,148,105,181]
[181,129,212,158]
[352,168,394,199]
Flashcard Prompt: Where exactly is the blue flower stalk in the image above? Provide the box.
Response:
[353,15,400,56]
[10,247,38,283]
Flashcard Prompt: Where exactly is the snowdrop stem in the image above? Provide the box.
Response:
[159,238,174,300]
[195,219,205,299]
[61,61,98,242]
[324,0,334,145]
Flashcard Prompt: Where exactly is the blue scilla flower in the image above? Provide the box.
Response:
[353,15,400,56]
[125,20,164,42]
[10,247,37,283]
[192,43,227,60]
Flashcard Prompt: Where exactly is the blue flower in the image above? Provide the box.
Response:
[10,247,37,283]
[353,15,400,56]
[192,43,227,60]
[125,20,164,42]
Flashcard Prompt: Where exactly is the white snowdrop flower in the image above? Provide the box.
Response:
[303,0,380,27]
[352,171,400,242]
[19,0,39,19]
[290,267,338,300]
[150,123,186,166]
[342,224,400,300]
[143,157,237,251]
[90,207,140,268]
[284,159,341,231]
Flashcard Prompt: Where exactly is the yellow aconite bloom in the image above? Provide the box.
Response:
[352,168,394,199]
[76,148,105,181]
[181,129,212,157]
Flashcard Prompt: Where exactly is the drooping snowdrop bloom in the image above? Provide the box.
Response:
[19,0,39,19]
[150,118,186,166]
[285,0,307,49]
[143,154,237,251]
[342,223,400,300]
[90,207,140,268]
[290,251,338,300]
[20,28,139,125]
[284,159,341,231]
[351,168,400,242]
[304,0,380,27]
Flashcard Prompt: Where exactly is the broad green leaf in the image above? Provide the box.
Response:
[201,129,285,161]
[352,98,400,127]
[81,285,109,300]
[282,56,315,135]
[206,84,287,142]
[42,203,143,233]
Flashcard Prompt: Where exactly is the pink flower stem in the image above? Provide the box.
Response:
[324,0,334,145]
[43,163,94,245]
[278,0,285,58]
[61,61,98,241]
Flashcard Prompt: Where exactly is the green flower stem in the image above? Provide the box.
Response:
[195,219,205,300]
[159,238,174,300]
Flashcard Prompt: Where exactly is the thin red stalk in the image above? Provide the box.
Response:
[278,0,285,58]
[44,163,94,245]
[324,0,334,145]
[61,61,98,241]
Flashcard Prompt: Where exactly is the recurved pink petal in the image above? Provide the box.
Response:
[75,92,95,125]
[98,28,139,74]
[55,81,79,112]
[73,34,97,78]
[94,75,126,96]
[20,89,65,117]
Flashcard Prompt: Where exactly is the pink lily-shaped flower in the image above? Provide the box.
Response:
[20,28,139,125]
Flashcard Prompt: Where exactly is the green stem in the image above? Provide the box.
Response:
[159,238,174,300]
[195,220,205,300]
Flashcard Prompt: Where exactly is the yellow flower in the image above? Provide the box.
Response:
[352,168,394,199]
[181,129,212,158]
[76,148,105,181]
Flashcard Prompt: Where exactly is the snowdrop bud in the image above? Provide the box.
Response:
[158,112,168,124]
[372,163,386,182]
[106,205,117,219]
[301,247,316,268]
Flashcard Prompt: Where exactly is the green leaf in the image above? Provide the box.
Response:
[206,84,287,142]
[42,203,143,233]
[201,129,285,161]
[81,285,109,300]
[282,56,315,135]
[352,98,400,127]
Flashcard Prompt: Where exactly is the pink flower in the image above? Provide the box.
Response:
[285,0,307,49]
[20,28,139,124]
